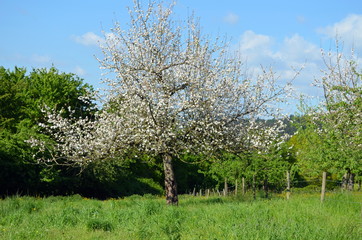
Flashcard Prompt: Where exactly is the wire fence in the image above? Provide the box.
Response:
[186,172,362,205]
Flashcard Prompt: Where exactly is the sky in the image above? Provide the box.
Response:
[1,0,362,114]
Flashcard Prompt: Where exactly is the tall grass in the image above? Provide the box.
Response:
[0,193,360,239]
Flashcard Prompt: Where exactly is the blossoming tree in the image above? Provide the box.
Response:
[30,0,292,204]
[309,46,362,188]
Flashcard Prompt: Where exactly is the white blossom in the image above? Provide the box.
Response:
[30,0,292,169]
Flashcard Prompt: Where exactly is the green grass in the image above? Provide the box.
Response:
[0,193,361,239]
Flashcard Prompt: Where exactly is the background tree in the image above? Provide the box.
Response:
[319,48,362,189]
[295,44,362,189]
[0,66,94,195]
[31,0,292,205]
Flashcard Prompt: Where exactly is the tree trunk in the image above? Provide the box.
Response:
[162,153,178,205]
[348,173,355,191]
[342,172,347,190]
[342,169,355,191]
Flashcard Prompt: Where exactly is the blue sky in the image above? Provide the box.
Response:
[1,0,362,113]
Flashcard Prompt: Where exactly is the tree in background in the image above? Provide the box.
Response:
[296,44,362,189]
[30,0,292,205]
[0,66,94,195]
[242,120,294,196]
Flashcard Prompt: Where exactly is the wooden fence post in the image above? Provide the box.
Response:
[252,174,256,200]
[263,177,269,199]
[235,179,238,196]
[321,171,327,202]
[286,170,291,200]
[224,178,228,196]
[242,177,245,195]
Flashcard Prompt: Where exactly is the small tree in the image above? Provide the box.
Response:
[299,43,362,188]
[319,48,362,189]
[31,0,291,204]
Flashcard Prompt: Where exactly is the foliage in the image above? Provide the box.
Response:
[0,66,95,196]
[203,118,296,192]
[295,46,362,182]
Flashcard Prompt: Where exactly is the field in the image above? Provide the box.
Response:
[0,193,361,240]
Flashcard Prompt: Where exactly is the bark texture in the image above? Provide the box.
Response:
[342,169,355,191]
[163,153,178,205]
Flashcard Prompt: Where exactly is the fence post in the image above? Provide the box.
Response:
[321,171,327,202]
[252,174,256,200]
[286,170,291,200]
[242,177,245,195]
[224,178,228,196]
[263,177,269,199]
[235,179,238,196]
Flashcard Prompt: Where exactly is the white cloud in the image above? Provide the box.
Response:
[31,54,51,64]
[318,14,362,49]
[238,31,321,70]
[223,12,239,25]
[237,30,324,100]
[72,32,104,46]
[278,34,320,62]
[238,30,275,64]
[239,30,272,51]
[74,66,86,76]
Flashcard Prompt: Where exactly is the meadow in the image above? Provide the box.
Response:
[0,192,361,240]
